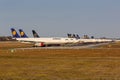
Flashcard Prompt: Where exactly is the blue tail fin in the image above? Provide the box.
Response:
[19,29,28,38]
[11,28,20,38]
[32,30,40,38]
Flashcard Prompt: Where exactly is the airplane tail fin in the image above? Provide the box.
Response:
[72,34,76,38]
[19,29,28,38]
[32,30,40,38]
[67,33,80,39]
[11,28,20,38]
[76,34,80,39]
[73,34,80,39]
[67,33,72,38]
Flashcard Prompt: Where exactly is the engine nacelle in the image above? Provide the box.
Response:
[34,42,45,47]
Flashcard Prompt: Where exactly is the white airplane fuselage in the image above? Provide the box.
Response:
[78,39,112,43]
[15,37,112,47]
[15,37,80,46]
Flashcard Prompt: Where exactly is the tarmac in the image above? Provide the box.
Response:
[15,43,110,50]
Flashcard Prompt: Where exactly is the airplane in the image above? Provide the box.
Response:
[11,28,31,43]
[67,33,112,43]
[11,28,80,47]
[32,30,40,38]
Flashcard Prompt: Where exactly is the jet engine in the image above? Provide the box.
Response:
[34,42,45,47]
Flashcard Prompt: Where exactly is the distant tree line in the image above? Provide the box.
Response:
[0,36,16,41]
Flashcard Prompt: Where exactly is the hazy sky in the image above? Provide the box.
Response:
[0,0,120,38]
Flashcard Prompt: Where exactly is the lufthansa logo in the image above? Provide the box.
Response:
[20,32,24,36]
[12,31,16,35]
